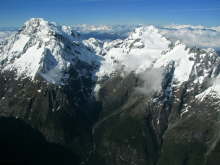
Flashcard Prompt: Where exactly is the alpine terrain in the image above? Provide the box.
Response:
[0,18,220,165]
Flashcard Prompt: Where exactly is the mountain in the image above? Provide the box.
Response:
[0,18,103,84]
[0,18,102,164]
[0,18,220,165]
[72,24,140,41]
[89,26,220,165]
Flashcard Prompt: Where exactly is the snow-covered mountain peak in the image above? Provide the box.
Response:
[21,18,79,42]
[127,26,170,50]
[21,18,56,40]
[0,18,100,84]
[23,18,50,31]
[129,26,159,40]
[83,38,104,55]
[95,26,171,78]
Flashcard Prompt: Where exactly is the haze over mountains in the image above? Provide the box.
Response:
[0,18,220,165]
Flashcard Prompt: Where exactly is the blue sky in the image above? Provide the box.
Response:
[0,0,220,27]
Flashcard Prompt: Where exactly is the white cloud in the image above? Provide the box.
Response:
[0,31,15,42]
[159,27,220,50]
[135,68,163,96]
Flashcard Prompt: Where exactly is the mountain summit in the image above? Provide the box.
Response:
[0,18,100,84]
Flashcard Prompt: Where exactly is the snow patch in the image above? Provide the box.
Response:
[96,26,170,79]
[154,42,194,84]
[195,78,220,101]
[4,44,44,79]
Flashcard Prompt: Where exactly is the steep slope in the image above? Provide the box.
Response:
[89,25,220,165]
[0,18,103,162]
[0,18,103,84]
[96,26,170,78]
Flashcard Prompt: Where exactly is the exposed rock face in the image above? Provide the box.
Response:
[88,29,220,165]
[0,69,100,161]
[0,18,102,161]
[1,18,220,165]
[90,73,159,165]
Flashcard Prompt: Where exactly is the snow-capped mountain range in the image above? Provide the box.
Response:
[1,18,220,165]
[0,18,220,99]
[0,18,103,84]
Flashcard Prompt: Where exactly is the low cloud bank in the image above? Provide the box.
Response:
[136,68,163,96]
[159,27,220,50]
